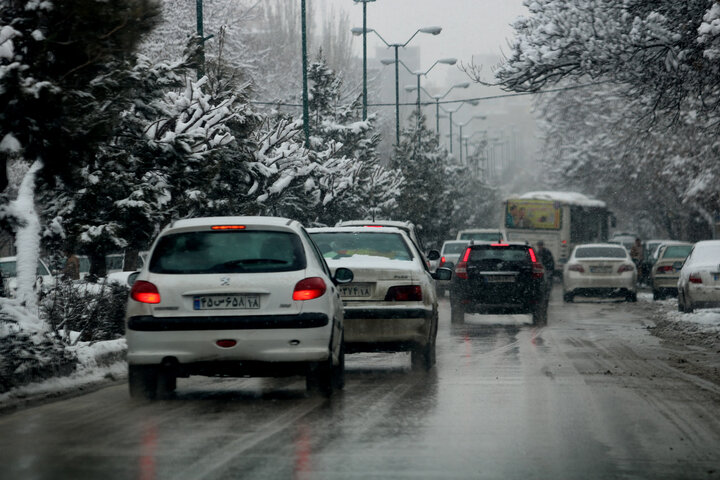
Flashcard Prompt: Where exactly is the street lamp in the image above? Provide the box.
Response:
[440,100,479,154]
[405,82,470,134]
[352,0,377,121]
[454,115,486,164]
[353,26,442,145]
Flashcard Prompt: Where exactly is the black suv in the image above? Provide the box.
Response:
[449,242,549,325]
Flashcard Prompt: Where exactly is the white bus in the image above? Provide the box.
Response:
[502,191,614,271]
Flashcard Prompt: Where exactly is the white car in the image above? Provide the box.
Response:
[0,256,55,297]
[309,226,451,371]
[650,241,693,300]
[563,243,637,302]
[677,240,720,313]
[125,216,352,399]
[456,228,506,242]
[436,240,469,295]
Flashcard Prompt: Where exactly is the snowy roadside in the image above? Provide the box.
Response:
[639,292,720,387]
[0,339,127,414]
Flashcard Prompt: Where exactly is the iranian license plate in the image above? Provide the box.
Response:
[339,284,372,297]
[193,295,260,310]
[590,266,612,274]
[485,276,515,283]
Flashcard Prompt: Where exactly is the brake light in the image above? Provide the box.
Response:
[618,264,635,274]
[462,247,471,262]
[439,256,446,267]
[568,264,584,273]
[656,266,673,273]
[216,339,237,348]
[455,261,468,279]
[528,248,538,263]
[211,225,246,230]
[491,243,510,247]
[293,277,327,300]
[689,273,703,284]
[363,225,384,228]
[532,262,545,279]
[385,285,422,301]
[131,281,161,304]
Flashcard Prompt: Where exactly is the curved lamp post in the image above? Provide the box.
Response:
[454,115,486,164]
[353,26,442,144]
[405,82,469,134]
[440,100,479,154]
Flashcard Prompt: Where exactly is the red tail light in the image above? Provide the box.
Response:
[455,261,468,279]
[656,266,673,273]
[532,262,545,279]
[618,264,635,273]
[462,247,472,262]
[528,248,538,263]
[689,273,703,284]
[293,277,327,300]
[131,281,161,304]
[439,256,446,267]
[568,264,584,273]
[216,339,237,348]
[491,243,510,247]
[211,225,246,230]
[385,285,422,301]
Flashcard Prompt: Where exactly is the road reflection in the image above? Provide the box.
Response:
[139,420,157,480]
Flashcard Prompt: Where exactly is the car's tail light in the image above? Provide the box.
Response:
[656,266,673,273]
[568,264,584,273]
[618,264,635,273]
[528,248,538,262]
[385,285,422,301]
[211,225,246,230]
[491,243,510,247]
[455,261,468,279]
[689,273,703,284]
[131,281,161,304]
[216,339,237,348]
[439,256,446,267]
[532,262,545,279]
[293,277,327,300]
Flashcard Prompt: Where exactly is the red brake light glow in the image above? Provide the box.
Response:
[131,281,161,304]
[216,339,237,348]
[462,247,472,262]
[364,225,384,228]
[689,273,703,284]
[211,225,246,230]
[293,277,327,300]
[528,248,538,263]
[385,285,422,301]
[491,243,510,247]
[568,264,585,273]
[618,264,635,273]
[657,266,673,273]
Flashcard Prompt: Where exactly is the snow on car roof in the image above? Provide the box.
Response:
[509,191,606,207]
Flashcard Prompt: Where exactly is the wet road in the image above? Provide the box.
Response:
[2,289,720,479]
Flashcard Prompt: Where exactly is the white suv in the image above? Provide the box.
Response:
[125,216,352,399]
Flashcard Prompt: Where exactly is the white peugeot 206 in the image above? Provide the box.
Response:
[125,216,353,399]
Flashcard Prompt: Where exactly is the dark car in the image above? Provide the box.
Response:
[449,242,549,325]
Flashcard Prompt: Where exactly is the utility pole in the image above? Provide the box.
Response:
[301,0,310,147]
[196,0,205,80]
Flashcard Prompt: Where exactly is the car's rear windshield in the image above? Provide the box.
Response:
[149,230,306,274]
[662,245,692,259]
[443,243,468,254]
[459,232,503,241]
[469,245,530,262]
[310,232,413,261]
[575,247,627,258]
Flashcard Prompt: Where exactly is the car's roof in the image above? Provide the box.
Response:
[575,243,628,249]
[309,226,407,235]
[442,240,469,245]
[693,240,720,248]
[458,228,503,232]
[166,216,300,231]
[336,219,413,229]
[657,241,693,247]
[470,241,528,247]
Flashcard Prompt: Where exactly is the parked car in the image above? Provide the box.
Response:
[436,240,469,295]
[677,240,720,313]
[309,225,451,371]
[0,256,55,297]
[608,233,636,252]
[563,243,637,302]
[449,241,549,325]
[456,228,506,242]
[125,216,352,399]
[650,241,693,300]
[79,252,147,280]
[641,238,674,285]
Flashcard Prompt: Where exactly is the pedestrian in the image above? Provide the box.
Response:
[62,248,80,281]
[629,238,643,268]
[536,240,555,299]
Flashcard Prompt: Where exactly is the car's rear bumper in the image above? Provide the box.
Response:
[564,273,636,293]
[687,285,720,307]
[342,306,434,350]
[652,276,680,289]
[126,313,333,365]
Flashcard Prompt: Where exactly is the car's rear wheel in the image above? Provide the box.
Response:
[532,301,547,325]
[411,338,435,372]
[678,289,694,313]
[129,365,158,400]
[156,368,177,399]
[450,298,465,324]
[626,291,638,302]
[652,289,662,301]
[332,335,345,390]
[563,292,574,303]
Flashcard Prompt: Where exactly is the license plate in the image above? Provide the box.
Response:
[193,295,260,310]
[714,274,720,282]
[485,276,515,283]
[339,284,372,297]
[590,266,612,274]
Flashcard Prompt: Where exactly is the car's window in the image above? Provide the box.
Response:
[149,230,307,274]
[575,247,627,258]
[459,232,503,241]
[469,246,530,262]
[300,228,330,277]
[443,243,468,255]
[0,261,51,277]
[662,245,692,259]
[310,232,413,261]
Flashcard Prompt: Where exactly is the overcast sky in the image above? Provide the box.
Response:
[316,0,528,66]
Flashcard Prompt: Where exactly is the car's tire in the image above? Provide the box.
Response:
[129,365,158,400]
[156,368,177,399]
[678,290,685,312]
[563,292,574,303]
[332,335,345,390]
[652,289,661,301]
[411,339,435,372]
[532,302,547,325]
[450,299,465,324]
[306,355,335,398]
[626,291,638,302]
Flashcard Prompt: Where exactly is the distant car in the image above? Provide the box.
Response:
[650,242,693,300]
[436,240,469,295]
[677,240,720,313]
[563,244,637,302]
[79,252,147,280]
[456,228,506,242]
[641,239,674,285]
[449,242,549,325]
[0,256,55,297]
[309,225,451,371]
[608,233,636,251]
[125,216,352,399]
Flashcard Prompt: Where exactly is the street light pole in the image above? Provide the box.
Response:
[405,82,470,134]
[353,0,376,120]
[301,0,310,147]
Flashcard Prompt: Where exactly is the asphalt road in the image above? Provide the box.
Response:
[1,288,720,479]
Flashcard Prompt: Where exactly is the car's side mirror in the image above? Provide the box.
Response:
[426,249,440,261]
[127,272,140,287]
[333,267,354,284]
[432,267,452,281]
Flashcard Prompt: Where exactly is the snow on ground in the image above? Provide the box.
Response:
[0,339,127,412]
[639,291,720,333]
